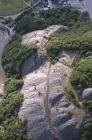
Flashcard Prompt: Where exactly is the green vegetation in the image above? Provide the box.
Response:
[69,55,92,138]
[80,121,92,140]
[65,81,76,103]
[0,18,5,23]
[14,8,90,34]
[83,100,92,115]
[0,0,26,16]
[70,55,92,93]
[5,78,23,95]
[46,24,92,59]
[0,5,92,140]
[0,35,37,140]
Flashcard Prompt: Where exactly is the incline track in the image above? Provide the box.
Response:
[44,62,64,140]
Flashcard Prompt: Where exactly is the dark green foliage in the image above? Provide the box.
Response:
[14,8,90,34]
[46,41,61,59]
[46,21,92,60]
[80,122,92,140]
[47,25,92,51]
[0,118,31,140]
[0,7,92,140]
[0,91,23,121]
[15,15,46,35]
[70,55,92,92]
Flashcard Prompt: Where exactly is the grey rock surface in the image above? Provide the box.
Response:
[19,26,86,140]
[19,50,86,140]
[82,88,92,100]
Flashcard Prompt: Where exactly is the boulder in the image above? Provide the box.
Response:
[82,88,92,100]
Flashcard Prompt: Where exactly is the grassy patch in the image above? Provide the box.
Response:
[70,55,92,93]
[0,0,27,16]
[46,21,92,60]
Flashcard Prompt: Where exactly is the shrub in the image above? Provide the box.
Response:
[14,8,90,34]
[70,56,92,92]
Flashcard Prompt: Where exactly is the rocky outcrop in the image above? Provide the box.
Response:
[0,28,10,96]
[0,24,10,35]
[19,25,86,140]
[22,25,67,47]
[82,88,92,100]
[19,49,86,140]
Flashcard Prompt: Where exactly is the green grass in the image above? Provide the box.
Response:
[0,0,27,16]
[0,0,38,16]
[70,55,92,93]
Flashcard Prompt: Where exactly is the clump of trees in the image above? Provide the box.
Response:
[14,7,90,34]
[70,55,92,92]
[46,23,92,59]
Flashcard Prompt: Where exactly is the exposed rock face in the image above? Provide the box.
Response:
[19,26,86,140]
[19,50,85,140]
[82,88,92,100]
[22,25,66,47]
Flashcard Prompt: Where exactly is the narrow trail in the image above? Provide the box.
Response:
[57,60,85,115]
[40,33,85,119]
[43,60,84,139]
[44,62,64,140]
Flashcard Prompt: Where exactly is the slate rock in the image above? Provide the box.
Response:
[82,88,92,100]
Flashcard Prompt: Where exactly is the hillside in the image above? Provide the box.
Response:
[0,1,92,140]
